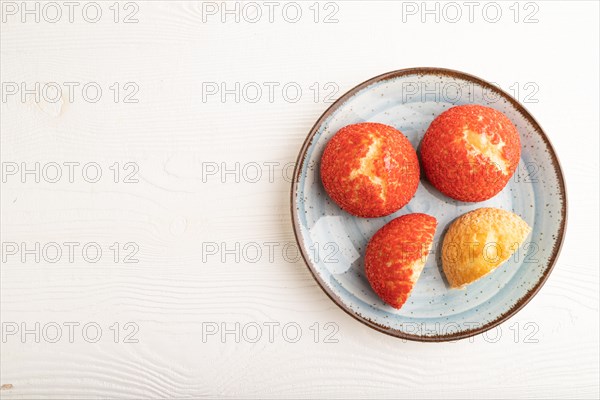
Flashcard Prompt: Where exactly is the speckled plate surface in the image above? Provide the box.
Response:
[291,68,567,341]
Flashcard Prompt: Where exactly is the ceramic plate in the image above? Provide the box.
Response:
[291,68,567,341]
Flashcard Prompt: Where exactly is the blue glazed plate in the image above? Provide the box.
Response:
[291,68,567,341]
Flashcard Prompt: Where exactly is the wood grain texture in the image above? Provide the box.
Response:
[1,1,598,399]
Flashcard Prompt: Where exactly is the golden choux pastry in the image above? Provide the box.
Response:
[442,207,531,289]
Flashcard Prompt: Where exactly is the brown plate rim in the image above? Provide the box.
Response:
[290,67,568,342]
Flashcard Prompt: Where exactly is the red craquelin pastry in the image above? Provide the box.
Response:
[320,122,420,218]
[365,213,437,309]
[420,105,521,202]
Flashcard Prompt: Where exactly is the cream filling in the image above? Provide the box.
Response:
[409,240,433,284]
[463,128,509,175]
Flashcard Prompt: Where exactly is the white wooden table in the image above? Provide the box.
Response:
[1,1,598,398]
